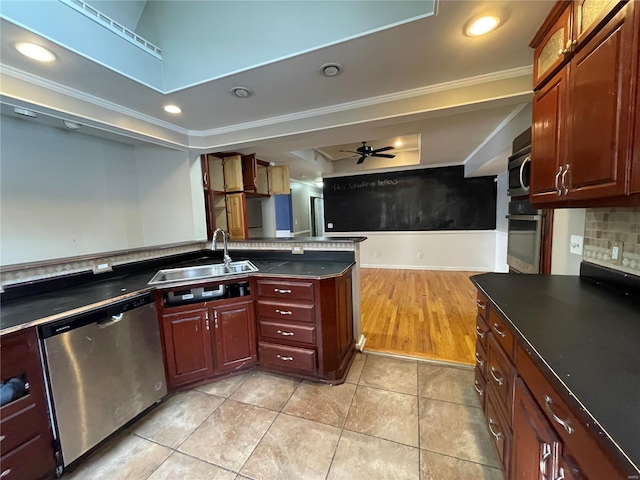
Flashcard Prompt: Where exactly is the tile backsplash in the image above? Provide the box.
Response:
[583,207,640,276]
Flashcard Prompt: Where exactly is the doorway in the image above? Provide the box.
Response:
[310,196,325,236]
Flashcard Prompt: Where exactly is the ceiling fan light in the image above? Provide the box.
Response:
[63,120,82,130]
[15,42,56,62]
[163,104,181,114]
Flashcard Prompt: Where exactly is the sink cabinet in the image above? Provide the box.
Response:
[210,299,257,374]
[0,328,57,480]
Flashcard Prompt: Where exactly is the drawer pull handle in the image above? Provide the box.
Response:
[490,367,504,386]
[492,323,506,338]
[488,418,502,441]
[1,469,10,478]
[276,310,292,315]
[544,395,574,434]
[276,355,294,361]
[277,330,294,336]
[473,381,484,396]
[476,300,486,310]
[274,289,292,294]
[475,326,485,338]
[475,352,484,366]
[540,442,552,479]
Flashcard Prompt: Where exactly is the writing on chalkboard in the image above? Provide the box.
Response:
[332,178,399,191]
[323,166,496,232]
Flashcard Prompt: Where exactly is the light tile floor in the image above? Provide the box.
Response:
[63,353,504,480]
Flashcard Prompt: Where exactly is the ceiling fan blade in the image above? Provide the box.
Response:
[371,153,396,158]
[356,156,366,164]
[339,150,361,154]
[371,146,394,154]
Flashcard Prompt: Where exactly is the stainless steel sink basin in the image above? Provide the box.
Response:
[148,260,258,286]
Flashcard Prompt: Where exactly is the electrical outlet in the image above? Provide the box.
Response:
[611,241,623,265]
[417,252,423,259]
[327,222,334,229]
[373,251,380,258]
[92,262,112,274]
[569,235,583,255]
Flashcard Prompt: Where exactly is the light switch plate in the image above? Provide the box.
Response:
[569,235,583,255]
[292,244,304,255]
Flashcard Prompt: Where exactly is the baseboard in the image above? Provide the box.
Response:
[360,264,495,272]
[364,350,473,370]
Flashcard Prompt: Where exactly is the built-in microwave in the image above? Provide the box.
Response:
[507,127,532,197]
[507,146,531,197]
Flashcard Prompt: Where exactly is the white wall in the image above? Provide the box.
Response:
[495,172,509,272]
[551,209,586,275]
[330,231,497,271]
[134,145,204,246]
[0,116,204,265]
[290,181,323,236]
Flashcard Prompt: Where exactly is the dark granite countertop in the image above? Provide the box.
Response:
[471,273,640,473]
[228,236,367,243]
[0,257,353,334]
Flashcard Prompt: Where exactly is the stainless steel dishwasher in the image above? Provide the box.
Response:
[40,293,167,468]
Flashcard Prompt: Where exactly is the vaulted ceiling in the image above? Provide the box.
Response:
[0,1,553,180]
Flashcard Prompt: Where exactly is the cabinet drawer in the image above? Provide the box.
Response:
[517,345,627,479]
[0,433,55,480]
[257,300,315,323]
[259,321,316,345]
[258,342,317,373]
[257,280,314,301]
[475,339,487,379]
[488,308,515,360]
[487,335,515,427]
[486,386,512,475]
[0,398,40,455]
[473,366,486,410]
[476,292,489,320]
[475,314,490,350]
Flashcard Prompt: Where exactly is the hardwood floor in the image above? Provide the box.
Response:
[360,269,480,365]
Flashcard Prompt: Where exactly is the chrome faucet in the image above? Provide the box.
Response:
[212,228,232,267]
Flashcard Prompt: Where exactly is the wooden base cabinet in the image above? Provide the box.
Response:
[0,328,57,480]
[212,299,257,374]
[474,290,629,479]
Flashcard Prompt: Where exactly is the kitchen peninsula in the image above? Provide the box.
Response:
[0,236,365,479]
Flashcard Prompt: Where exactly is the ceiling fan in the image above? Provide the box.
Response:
[340,141,396,164]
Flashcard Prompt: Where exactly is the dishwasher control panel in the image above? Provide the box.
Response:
[163,281,250,307]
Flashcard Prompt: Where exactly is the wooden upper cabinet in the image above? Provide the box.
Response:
[532,3,572,90]
[531,68,568,203]
[226,193,248,239]
[223,155,244,192]
[269,165,291,195]
[573,0,625,47]
[200,154,210,190]
[565,3,634,200]
[242,154,270,195]
[630,1,640,195]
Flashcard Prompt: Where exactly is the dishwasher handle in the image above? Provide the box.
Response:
[97,313,124,329]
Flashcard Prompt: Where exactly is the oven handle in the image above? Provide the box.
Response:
[519,155,531,193]
[506,214,542,221]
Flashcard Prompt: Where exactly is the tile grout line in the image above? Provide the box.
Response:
[172,394,228,452]
[419,445,504,471]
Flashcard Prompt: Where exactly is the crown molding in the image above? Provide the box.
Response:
[192,65,533,137]
[0,64,190,136]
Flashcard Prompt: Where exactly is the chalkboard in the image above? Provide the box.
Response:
[323,166,496,232]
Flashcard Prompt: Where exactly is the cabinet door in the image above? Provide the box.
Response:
[629,1,640,194]
[162,309,214,387]
[573,0,625,48]
[268,165,290,195]
[512,378,562,480]
[557,453,587,480]
[566,4,634,200]
[200,154,210,190]
[208,155,226,192]
[212,300,257,373]
[533,5,571,90]
[224,155,244,192]
[204,190,216,240]
[531,68,567,203]
[257,164,269,195]
[242,154,258,191]
[226,193,248,239]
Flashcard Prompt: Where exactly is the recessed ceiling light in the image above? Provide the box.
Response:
[231,87,252,98]
[465,15,501,36]
[320,63,343,77]
[395,141,403,147]
[15,42,56,62]
[163,104,181,114]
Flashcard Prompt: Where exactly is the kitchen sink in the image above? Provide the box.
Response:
[148,260,258,286]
